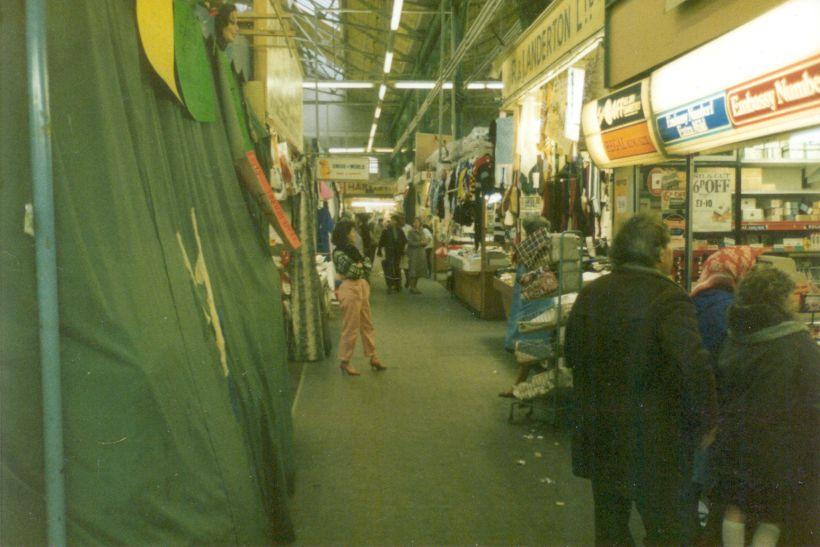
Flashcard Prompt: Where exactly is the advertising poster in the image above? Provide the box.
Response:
[692,170,734,232]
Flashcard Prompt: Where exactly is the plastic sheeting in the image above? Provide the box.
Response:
[1,1,294,543]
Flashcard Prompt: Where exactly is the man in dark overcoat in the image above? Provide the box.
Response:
[565,213,718,545]
[377,214,407,293]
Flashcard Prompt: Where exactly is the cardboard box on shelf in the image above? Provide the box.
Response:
[742,208,764,220]
[741,198,757,210]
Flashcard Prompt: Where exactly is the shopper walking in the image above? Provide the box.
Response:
[712,268,818,547]
[565,213,718,546]
[422,219,434,278]
[377,214,407,294]
[331,220,386,376]
[405,218,430,294]
[356,213,375,262]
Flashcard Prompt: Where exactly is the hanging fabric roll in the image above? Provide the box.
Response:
[211,37,300,251]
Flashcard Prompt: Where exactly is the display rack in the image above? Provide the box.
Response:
[509,231,583,425]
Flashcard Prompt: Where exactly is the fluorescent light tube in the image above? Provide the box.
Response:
[390,0,404,30]
[374,106,382,119]
[394,81,454,90]
[379,84,387,100]
[395,81,434,89]
[485,81,504,90]
[316,81,374,89]
[351,200,396,208]
[328,147,366,154]
[466,82,485,90]
[373,147,393,153]
[383,51,393,74]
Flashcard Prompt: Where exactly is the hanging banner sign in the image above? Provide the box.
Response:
[316,156,370,181]
[727,54,820,127]
[656,92,732,147]
[582,79,667,168]
[499,0,604,103]
[692,170,734,232]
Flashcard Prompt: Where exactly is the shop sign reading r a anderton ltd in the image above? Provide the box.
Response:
[501,0,603,101]
[727,54,820,127]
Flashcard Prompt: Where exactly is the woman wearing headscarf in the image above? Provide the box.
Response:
[690,246,768,361]
[332,220,386,376]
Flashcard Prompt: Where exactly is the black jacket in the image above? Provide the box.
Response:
[712,303,819,538]
[565,264,717,501]
[377,226,406,261]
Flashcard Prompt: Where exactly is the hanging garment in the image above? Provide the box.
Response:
[473,198,484,250]
[316,202,334,255]
[473,154,495,194]
[404,182,417,221]
[453,200,475,227]
[493,207,506,244]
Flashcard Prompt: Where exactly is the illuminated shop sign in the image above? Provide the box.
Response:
[597,82,645,131]
[727,54,820,127]
[582,79,667,167]
[656,93,731,145]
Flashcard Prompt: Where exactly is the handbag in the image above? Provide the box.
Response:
[520,266,558,300]
[514,227,552,270]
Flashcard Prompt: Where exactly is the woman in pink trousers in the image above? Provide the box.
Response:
[331,220,386,376]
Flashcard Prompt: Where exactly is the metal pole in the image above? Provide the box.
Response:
[437,0,445,159]
[450,0,456,142]
[26,0,67,544]
[685,155,695,290]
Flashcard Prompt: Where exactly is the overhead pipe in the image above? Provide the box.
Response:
[26,0,67,544]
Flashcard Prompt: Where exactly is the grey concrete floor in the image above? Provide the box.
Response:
[289,275,597,545]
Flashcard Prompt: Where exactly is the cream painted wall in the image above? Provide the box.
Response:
[252,0,304,150]
[607,0,785,87]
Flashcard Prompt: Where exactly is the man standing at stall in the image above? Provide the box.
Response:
[565,214,717,545]
[377,214,407,294]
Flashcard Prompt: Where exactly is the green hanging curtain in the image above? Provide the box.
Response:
[1,0,295,543]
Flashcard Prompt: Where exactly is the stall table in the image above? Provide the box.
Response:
[493,276,514,319]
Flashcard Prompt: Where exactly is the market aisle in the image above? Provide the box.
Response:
[289,276,595,545]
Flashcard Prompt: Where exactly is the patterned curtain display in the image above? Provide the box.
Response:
[289,162,329,361]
